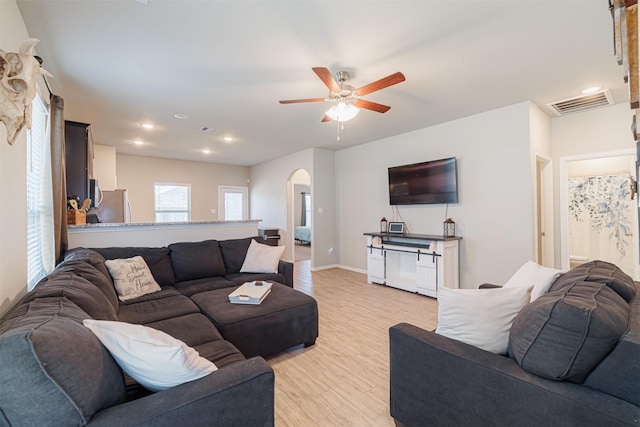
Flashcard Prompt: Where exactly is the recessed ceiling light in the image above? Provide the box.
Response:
[141,123,154,129]
[203,149,211,154]
[582,86,601,94]
[223,136,233,142]
[134,140,144,145]
[174,113,189,119]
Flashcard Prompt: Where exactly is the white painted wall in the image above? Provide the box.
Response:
[568,155,633,176]
[529,103,554,266]
[116,154,250,223]
[336,102,534,289]
[250,149,313,263]
[551,102,636,267]
[0,0,31,315]
[552,103,635,158]
[251,147,338,268]
[312,148,338,268]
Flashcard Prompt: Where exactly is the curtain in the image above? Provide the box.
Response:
[50,94,68,263]
[300,192,307,226]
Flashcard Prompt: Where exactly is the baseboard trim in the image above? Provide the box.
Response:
[336,265,367,274]
[310,264,340,272]
[310,264,367,274]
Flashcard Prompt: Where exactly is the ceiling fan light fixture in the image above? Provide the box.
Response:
[326,101,359,122]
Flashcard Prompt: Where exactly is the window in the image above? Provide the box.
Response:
[27,94,54,290]
[218,186,248,220]
[304,193,312,226]
[154,183,191,222]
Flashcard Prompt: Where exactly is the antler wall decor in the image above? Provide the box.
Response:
[0,38,53,145]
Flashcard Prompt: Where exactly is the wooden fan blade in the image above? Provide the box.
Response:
[312,67,341,93]
[279,98,326,104]
[321,115,333,122]
[354,99,391,113]
[355,72,405,96]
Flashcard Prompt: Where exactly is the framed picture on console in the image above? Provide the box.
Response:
[388,222,405,234]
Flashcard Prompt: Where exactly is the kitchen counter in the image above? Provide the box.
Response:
[68,220,262,248]
[68,219,260,229]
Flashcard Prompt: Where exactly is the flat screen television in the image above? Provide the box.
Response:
[388,157,458,205]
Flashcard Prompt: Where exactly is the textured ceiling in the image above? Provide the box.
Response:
[17,0,626,166]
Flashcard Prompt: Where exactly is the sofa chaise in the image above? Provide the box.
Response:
[0,236,318,426]
[390,261,640,427]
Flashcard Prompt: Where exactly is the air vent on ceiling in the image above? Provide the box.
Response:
[200,126,220,134]
[546,89,614,116]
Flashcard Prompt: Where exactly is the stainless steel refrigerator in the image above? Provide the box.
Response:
[93,189,131,223]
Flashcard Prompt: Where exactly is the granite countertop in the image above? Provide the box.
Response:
[68,219,262,229]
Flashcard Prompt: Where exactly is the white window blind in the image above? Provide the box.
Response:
[26,94,54,290]
[154,183,191,222]
[305,193,312,226]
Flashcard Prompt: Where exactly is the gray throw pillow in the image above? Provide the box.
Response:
[169,240,226,282]
[93,246,176,286]
[509,281,629,383]
[54,259,119,311]
[63,247,112,286]
[26,272,118,321]
[549,260,636,302]
[219,237,261,275]
[0,298,125,426]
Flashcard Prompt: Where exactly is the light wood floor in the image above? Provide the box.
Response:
[268,260,439,426]
[294,243,311,261]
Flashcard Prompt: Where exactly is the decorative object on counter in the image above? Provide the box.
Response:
[443,218,456,237]
[380,217,388,233]
[228,281,273,305]
[67,198,91,225]
[0,38,53,145]
[388,222,405,234]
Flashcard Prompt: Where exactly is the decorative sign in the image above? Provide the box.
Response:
[0,38,52,145]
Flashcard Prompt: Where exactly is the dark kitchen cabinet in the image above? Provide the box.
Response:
[65,121,93,203]
[258,228,281,246]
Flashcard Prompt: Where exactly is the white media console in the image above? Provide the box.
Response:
[364,232,461,298]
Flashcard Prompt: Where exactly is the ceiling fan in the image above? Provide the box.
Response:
[279,67,406,123]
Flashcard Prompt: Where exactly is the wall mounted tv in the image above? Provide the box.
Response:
[388,157,458,205]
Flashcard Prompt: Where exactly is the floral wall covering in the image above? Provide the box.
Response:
[568,174,632,261]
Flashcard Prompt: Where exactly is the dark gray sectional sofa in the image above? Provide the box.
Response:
[390,261,640,427]
[0,236,318,426]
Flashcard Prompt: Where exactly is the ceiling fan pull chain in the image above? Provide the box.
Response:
[336,120,340,141]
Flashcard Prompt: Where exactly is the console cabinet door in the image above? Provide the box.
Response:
[416,255,438,297]
[367,248,385,284]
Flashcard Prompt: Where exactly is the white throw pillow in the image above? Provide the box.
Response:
[105,256,162,301]
[83,319,217,392]
[503,260,563,301]
[435,286,532,355]
[240,239,285,274]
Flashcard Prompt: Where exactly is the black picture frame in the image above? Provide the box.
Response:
[388,222,405,234]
